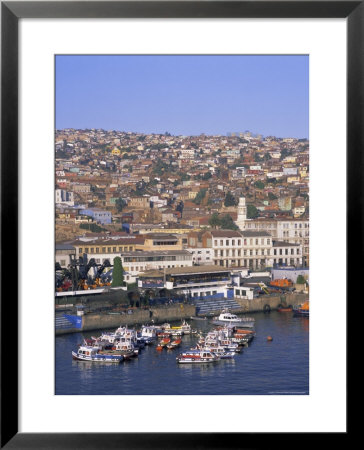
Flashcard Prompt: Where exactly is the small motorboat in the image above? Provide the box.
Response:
[159,338,171,347]
[293,300,309,317]
[167,339,182,350]
[212,311,255,328]
[277,305,293,312]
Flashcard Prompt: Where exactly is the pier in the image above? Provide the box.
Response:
[55,292,308,335]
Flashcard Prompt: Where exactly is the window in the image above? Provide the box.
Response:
[85,248,89,253]
[236,289,240,296]
[113,247,116,252]
[78,248,82,254]
[237,240,241,246]
[232,240,235,246]
[220,240,223,246]
[102,247,106,253]
[107,247,111,253]
[214,240,218,246]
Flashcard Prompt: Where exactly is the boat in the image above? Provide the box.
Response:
[72,346,123,363]
[113,341,137,359]
[140,325,158,342]
[170,320,192,335]
[157,332,172,339]
[159,338,171,347]
[212,311,255,328]
[277,305,293,312]
[167,339,182,350]
[176,350,219,364]
[169,329,184,337]
[293,300,309,317]
[190,316,208,321]
[200,346,236,359]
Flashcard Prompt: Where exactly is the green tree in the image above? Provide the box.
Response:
[268,192,278,201]
[79,223,107,233]
[254,181,265,190]
[193,188,207,205]
[220,214,238,230]
[208,212,221,228]
[296,275,306,284]
[247,204,259,219]
[115,198,126,212]
[224,191,237,207]
[111,257,124,287]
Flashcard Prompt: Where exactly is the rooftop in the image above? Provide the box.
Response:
[139,265,231,277]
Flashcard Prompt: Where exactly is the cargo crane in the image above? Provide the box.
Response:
[88,259,112,288]
[55,256,113,291]
[67,254,98,291]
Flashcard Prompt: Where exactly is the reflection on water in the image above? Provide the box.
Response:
[56,311,309,395]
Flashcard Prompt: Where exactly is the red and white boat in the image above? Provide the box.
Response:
[167,339,182,349]
[176,350,219,364]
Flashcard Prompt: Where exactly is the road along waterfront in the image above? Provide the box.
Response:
[56,310,309,395]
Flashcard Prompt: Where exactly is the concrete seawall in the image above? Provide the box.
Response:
[56,304,196,335]
[55,294,308,335]
[234,293,309,313]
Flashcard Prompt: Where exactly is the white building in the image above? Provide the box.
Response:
[121,250,193,277]
[185,248,213,265]
[234,196,309,266]
[55,189,74,206]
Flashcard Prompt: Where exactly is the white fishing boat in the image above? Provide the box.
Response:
[140,325,158,341]
[113,341,137,359]
[199,345,236,359]
[212,311,255,328]
[72,346,123,363]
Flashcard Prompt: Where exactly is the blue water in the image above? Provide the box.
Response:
[55,311,309,395]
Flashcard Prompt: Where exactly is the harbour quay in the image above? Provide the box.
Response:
[55,291,307,335]
[55,302,196,335]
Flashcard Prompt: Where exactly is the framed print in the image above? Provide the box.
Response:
[1,1,355,447]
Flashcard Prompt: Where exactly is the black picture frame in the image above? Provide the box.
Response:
[1,1,354,448]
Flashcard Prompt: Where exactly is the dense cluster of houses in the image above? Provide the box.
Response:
[55,128,309,290]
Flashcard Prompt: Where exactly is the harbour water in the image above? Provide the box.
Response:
[55,311,309,395]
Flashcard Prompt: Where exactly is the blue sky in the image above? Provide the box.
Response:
[56,55,308,138]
